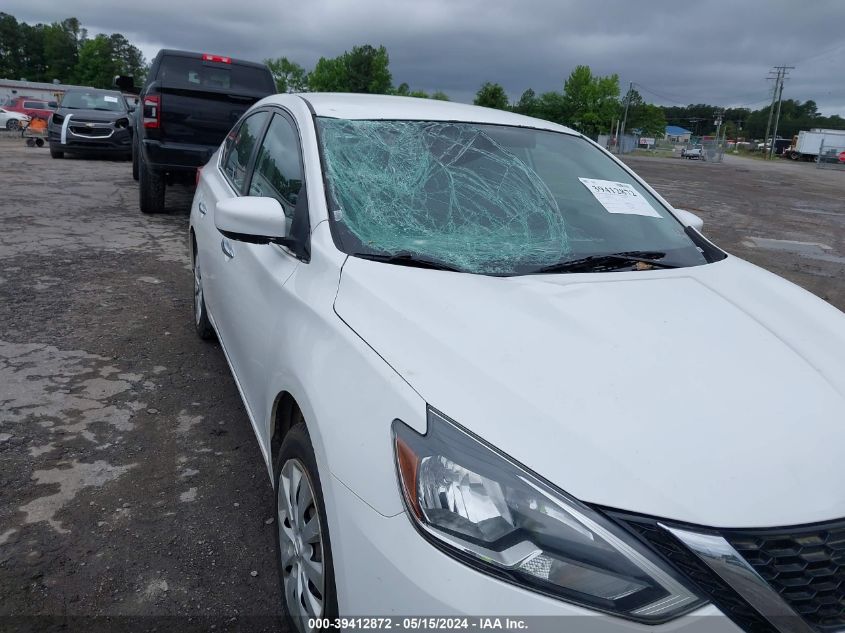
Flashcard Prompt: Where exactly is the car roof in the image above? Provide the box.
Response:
[292,93,579,135]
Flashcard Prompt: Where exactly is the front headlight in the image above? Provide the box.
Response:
[393,409,705,622]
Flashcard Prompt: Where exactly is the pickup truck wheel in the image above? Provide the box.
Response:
[274,422,338,632]
[139,154,165,214]
[132,139,139,181]
[50,148,64,159]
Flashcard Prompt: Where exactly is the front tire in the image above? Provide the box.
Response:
[274,422,337,632]
[6,119,20,131]
[139,153,165,214]
[192,245,215,340]
[50,147,64,159]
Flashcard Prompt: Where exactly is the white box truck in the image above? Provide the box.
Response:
[786,128,845,161]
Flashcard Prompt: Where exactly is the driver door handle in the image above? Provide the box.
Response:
[221,239,234,259]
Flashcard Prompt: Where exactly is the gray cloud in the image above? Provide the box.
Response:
[6,0,845,114]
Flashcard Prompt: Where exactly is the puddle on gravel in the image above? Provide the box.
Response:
[0,340,149,443]
[743,237,845,264]
[18,459,136,533]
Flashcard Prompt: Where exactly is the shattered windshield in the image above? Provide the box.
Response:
[317,118,710,275]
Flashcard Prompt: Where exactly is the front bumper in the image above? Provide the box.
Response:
[48,123,131,153]
[325,474,736,630]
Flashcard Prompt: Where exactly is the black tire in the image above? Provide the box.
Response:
[6,119,20,130]
[274,421,338,631]
[139,153,165,214]
[132,138,139,181]
[192,243,215,340]
[50,147,64,159]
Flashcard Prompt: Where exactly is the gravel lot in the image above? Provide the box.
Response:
[0,138,842,630]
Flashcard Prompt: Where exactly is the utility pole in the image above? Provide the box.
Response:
[763,65,794,159]
[618,81,633,155]
[769,66,793,159]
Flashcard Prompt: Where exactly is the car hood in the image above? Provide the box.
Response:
[335,255,845,528]
[54,108,127,122]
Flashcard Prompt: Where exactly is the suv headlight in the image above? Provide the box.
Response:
[393,409,705,622]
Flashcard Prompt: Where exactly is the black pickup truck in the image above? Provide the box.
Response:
[132,49,276,214]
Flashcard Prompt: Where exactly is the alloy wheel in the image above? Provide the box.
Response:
[278,458,325,631]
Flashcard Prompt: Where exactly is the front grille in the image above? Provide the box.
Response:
[611,513,776,633]
[725,520,845,631]
[70,124,112,137]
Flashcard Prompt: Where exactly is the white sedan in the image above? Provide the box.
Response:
[189,94,845,633]
[0,107,30,130]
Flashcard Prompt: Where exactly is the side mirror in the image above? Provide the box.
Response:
[215,196,290,244]
[673,209,704,232]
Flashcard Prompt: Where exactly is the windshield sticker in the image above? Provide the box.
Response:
[103,96,119,103]
[578,178,662,218]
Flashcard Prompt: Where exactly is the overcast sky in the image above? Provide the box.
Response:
[7,0,845,115]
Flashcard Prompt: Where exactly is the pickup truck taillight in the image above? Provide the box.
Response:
[143,94,160,129]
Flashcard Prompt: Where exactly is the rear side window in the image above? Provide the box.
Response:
[221,111,269,192]
[158,56,274,94]
[24,101,45,108]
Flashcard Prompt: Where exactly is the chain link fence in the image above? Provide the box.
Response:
[817,139,845,170]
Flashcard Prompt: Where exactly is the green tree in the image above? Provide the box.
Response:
[109,33,145,83]
[474,81,509,110]
[308,55,348,91]
[74,34,118,88]
[0,13,22,79]
[561,65,620,137]
[513,88,538,116]
[18,22,48,81]
[344,44,391,93]
[629,103,666,138]
[43,18,84,82]
[623,88,667,138]
[265,56,308,93]
[308,44,392,94]
[431,90,450,101]
[393,82,411,96]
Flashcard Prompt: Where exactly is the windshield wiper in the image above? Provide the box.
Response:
[534,251,680,274]
[351,251,462,272]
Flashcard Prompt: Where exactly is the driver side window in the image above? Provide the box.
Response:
[248,112,304,222]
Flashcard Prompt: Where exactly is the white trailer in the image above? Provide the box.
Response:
[787,128,845,160]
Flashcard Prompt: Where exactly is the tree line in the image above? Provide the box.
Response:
[3,13,842,141]
[662,100,845,141]
[0,14,146,89]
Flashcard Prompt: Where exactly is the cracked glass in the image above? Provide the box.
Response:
[317,118,709,275]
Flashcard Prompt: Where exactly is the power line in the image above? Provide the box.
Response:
[790,41,845,67]
[633,82,689,106]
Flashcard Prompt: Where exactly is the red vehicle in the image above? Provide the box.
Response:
[4,96,57,121]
